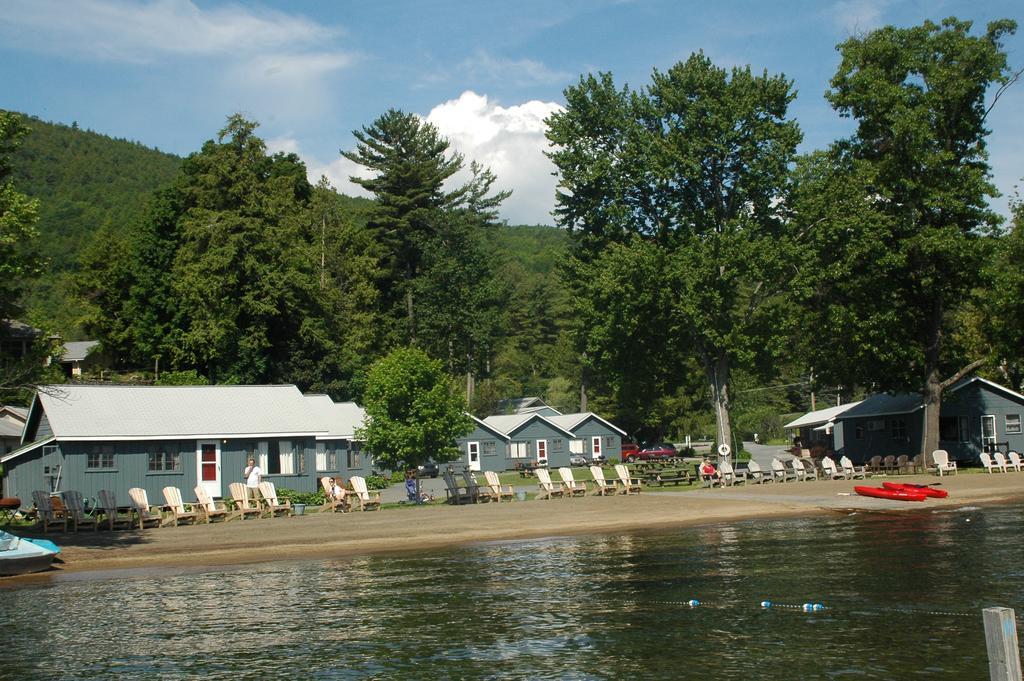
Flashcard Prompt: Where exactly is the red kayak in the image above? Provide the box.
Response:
[854,485,927,501]
[882,482,948,499]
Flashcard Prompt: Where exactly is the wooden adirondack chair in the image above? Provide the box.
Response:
[31,491,67,534]
[840,456,868,479]
[460,470,485,503]
[319,476,349,512]
[127,487,167,529]
[589,465,619,495]
[881,455,898,475]
[896,455,914,475]
[771,458,796,482]
[97,489,136,530]
[483,471,515,502]
[718,460,747,486]
[746,460,771,484]
[61,490,98,532]
[534,468,565,500]
[614,464,642,495]
[791,458,818,482]
[194,486,236,523]
[257,481,294,517]
[557,467,588,497]
[161,487,199,526]
[347,477,381,511]
[1008,452,1024,472]
[442,470,473,505]
[867,456,883,474]
[821,457,845,480]
[229,482,264,519]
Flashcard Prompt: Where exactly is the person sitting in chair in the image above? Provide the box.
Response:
[699,457,720,486]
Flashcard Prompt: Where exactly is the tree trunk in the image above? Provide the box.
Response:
[579,378,588,413]
[703,353,732,461]
[466,355,475,407]
[921,300,944,458]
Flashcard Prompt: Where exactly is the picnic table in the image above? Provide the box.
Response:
[641,467,696,487]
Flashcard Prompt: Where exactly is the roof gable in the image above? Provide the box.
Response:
[836,393,923,420]
[304,394,366,439]
[948,376,1024,404]
[482,413,576,439]
[546,412,627,437]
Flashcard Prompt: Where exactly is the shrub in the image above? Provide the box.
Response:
[364,475,391,490]
[276,488,325,505]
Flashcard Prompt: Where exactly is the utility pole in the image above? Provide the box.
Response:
[809,368,816,411]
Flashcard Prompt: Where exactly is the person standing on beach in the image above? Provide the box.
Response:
[244,457,262,499]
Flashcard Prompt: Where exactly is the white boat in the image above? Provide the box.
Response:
[0,530,60,576]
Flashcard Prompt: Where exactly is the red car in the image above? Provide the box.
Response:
[623,443,677,463]
[620,442,640,460]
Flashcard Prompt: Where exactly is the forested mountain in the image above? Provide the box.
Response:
[9,113,182,333]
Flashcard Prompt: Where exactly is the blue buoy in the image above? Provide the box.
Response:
[688,599,700,607]
[802,603,813,612]
[760,601,772,608]
[813,603,825,611]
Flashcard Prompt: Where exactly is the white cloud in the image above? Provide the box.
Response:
[0,0,340,63]
[290,91,563,225]
[458,50,572,88]
[426,91,563,225]
[828,0,889,35]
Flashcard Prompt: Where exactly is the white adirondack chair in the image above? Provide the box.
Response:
[840,456,868,479]
[979,452,1003,473]
[1008,452,1024,472]
[771,458,796,482]
[746,460,771,484]
[792,458,818,481]
[929,450,958,476]
[994,452,1017,472]
[229,482,264,519]
[820,457,845,480]
[718,460,746,486]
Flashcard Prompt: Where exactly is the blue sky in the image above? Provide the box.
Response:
[1,0,1021,225]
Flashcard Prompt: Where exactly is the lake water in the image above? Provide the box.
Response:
[3,504,1022,679]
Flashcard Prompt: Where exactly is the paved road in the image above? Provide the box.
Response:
[742,442,793,468]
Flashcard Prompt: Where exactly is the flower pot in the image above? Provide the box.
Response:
[293,503,306,516]
[515,491,527,502]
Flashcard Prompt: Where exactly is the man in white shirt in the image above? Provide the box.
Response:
[243,457,262,499]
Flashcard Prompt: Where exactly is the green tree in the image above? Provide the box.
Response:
[356,346,473,472]
[341,110,509,352]
[816,17,1016,455]
[0,111,44,321]
[988,198,1024,388]
[546,54,803,450]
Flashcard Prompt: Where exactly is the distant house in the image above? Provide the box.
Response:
[0,319,56,363]
[0,405,28,455]
[0,385,374,509]
[60,340,101,377]
[786,377,1024,465]
[783,401,862,453]
[496,397,553,415]
[454,411,626,472]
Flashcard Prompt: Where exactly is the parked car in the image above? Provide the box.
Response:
[620,442,640,459]
[570,454,607,467]
[417,461,439,478]
[624,443,677,463]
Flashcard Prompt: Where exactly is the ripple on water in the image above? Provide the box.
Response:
[2,505,1021,679]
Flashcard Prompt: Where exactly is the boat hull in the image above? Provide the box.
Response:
[0,531,59,576]
[882,482,949,499]
[854,485,927,502]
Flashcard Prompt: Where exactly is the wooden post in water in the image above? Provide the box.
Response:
[984,607,1022,681]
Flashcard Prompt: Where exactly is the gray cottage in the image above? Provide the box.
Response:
[832,377,1024,465]
[0,385,374,509]
[455,411,626,472]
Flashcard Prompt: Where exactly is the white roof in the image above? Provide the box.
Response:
[31,384,327,441]
[546,412,627,437]
[62,341,100,362]
[304,394,366,440]
[784,401,862,429]
[481,413,576,438]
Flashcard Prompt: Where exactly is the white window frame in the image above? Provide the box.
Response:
[569,439,585,454]
[510,441,529,459]
[1006,414,1021,435]
[982,415,997,450]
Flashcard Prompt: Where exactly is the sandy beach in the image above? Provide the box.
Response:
[9,473,1024,581]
